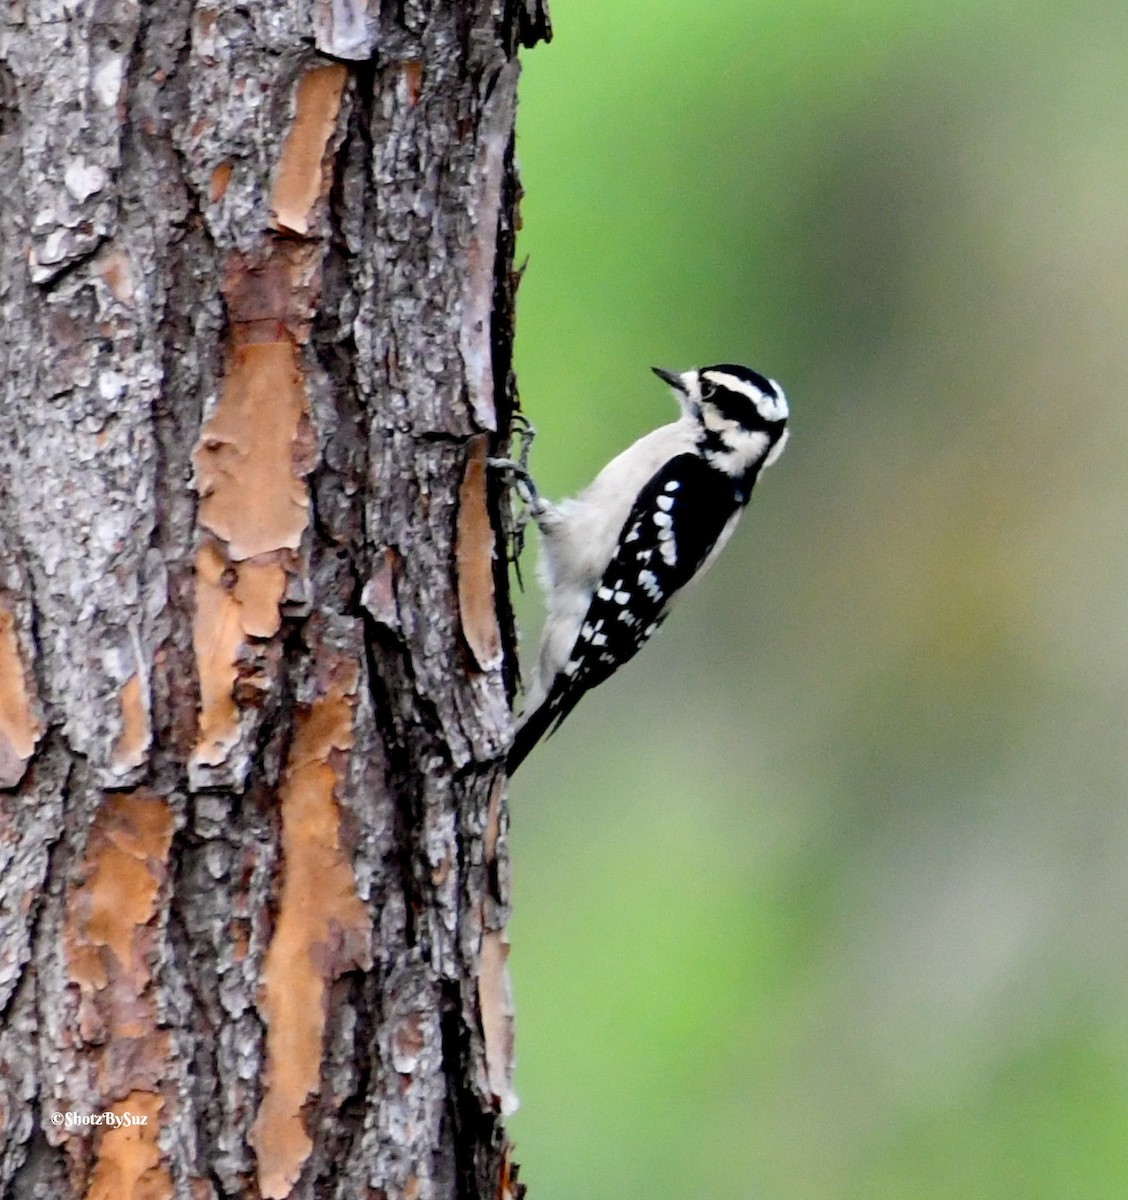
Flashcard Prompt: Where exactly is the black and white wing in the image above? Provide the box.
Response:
[509,454,743,771]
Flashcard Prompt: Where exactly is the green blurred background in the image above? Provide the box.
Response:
[505,1,1128,1197]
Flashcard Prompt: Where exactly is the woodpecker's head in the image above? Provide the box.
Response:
[652,363,789,476]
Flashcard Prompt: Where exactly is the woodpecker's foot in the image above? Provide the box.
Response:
[488,454,546,581]
[487,457,544,512]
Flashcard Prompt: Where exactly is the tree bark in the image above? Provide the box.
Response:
[0,1,548,1196]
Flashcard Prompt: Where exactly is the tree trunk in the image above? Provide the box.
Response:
[0,1,548,1196]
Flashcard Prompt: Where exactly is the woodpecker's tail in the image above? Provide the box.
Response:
[507,679,585,775]
[507,700,557,775]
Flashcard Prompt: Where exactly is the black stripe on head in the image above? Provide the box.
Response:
[698,364,786,432]
[705,388,769,431]
[702,363,779,400]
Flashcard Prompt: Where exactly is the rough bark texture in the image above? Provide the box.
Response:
[0,1,549,1197]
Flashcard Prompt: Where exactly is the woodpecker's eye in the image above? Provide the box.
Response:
[699,378,717,400]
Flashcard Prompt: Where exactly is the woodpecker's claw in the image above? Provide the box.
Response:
[487,457,541,509]
[489,415,541,579]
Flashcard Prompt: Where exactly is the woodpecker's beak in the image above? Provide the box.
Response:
[651,366,685,392]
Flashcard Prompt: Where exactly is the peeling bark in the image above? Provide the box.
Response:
[0,581,43,787]
[0,0,549,1196]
